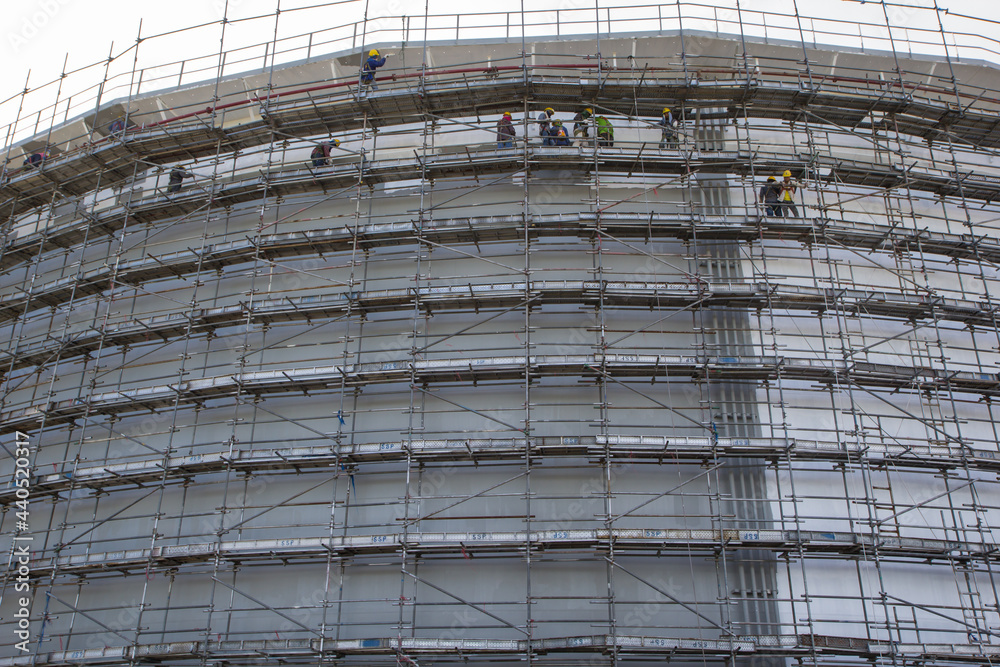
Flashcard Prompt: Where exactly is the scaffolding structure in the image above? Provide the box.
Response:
[4,1,1000,665]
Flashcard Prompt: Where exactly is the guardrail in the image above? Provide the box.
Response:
[2,274,995,372]
[4,0,1000,161]
[2,434,993,505]
[3,353,998,436]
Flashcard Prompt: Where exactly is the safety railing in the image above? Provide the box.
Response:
[5,434,996,505]
[5,206,999,332]
[4,1,1000,156]
[6,123,997,267]
[3,352,999,439]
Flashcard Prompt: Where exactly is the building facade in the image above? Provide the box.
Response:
[2,4,1000,665]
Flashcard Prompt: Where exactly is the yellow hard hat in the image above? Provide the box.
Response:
[663,107,670,114]
[503,111,511,117]
[544,107,554,114]
[332,138,341,147]
[584,107,593,114]
[553,119,562,125]
[767,176,776,182]
[369,49,379,57]
[783,170,792,177]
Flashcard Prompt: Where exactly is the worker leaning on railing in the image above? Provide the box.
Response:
[23,150,49,169]
[167,167,193,194]
[107,113,137,136]
[311,138,342,167]
[595,115,614,147]
[573,107,593,145]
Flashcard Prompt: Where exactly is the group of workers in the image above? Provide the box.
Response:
[496,107,685,149]
[12,46,803,217]
[496,107,616,148]
[539,107,614,147]
[357,50,803,217]
[759,170,799,217]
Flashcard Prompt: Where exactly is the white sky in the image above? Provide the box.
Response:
[2,0,1000,145]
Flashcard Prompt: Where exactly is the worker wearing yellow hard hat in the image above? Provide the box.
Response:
[538,107,556,144]
[659,107,678,149]
[547,119,571,146]
[760,175,781,217]
[496,112,516,149]
[779,169,799,217]
[361,48,389,91]
[311,138,342,168]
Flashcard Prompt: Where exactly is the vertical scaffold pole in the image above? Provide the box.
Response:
[398,0,431,655]
[595,0,602,79]
[123,21,143,132]
[0,71,30,182]
[88,42,116,146]
[932,0,964,109]
[521,10,535,663]
[40,55,67,161]
[199,1,240,653]
[791,0,815,91]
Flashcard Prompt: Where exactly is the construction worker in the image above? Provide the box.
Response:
[311,139,341,167]
[547,119,571,147]
[23,150,49,169]
[538,107,555,145]
[759,176,781,217]
[360,49,389,90]
[779,169,799,217]
[573,107,593,145]
[107,115,130,136]
[496,112,516,149]
[595,115,614,147]
[659,107,677,148]
[167,167,192,194]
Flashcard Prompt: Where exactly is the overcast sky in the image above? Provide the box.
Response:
[3,0,1000,144]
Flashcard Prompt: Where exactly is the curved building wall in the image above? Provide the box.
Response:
[3,7,1000,666]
